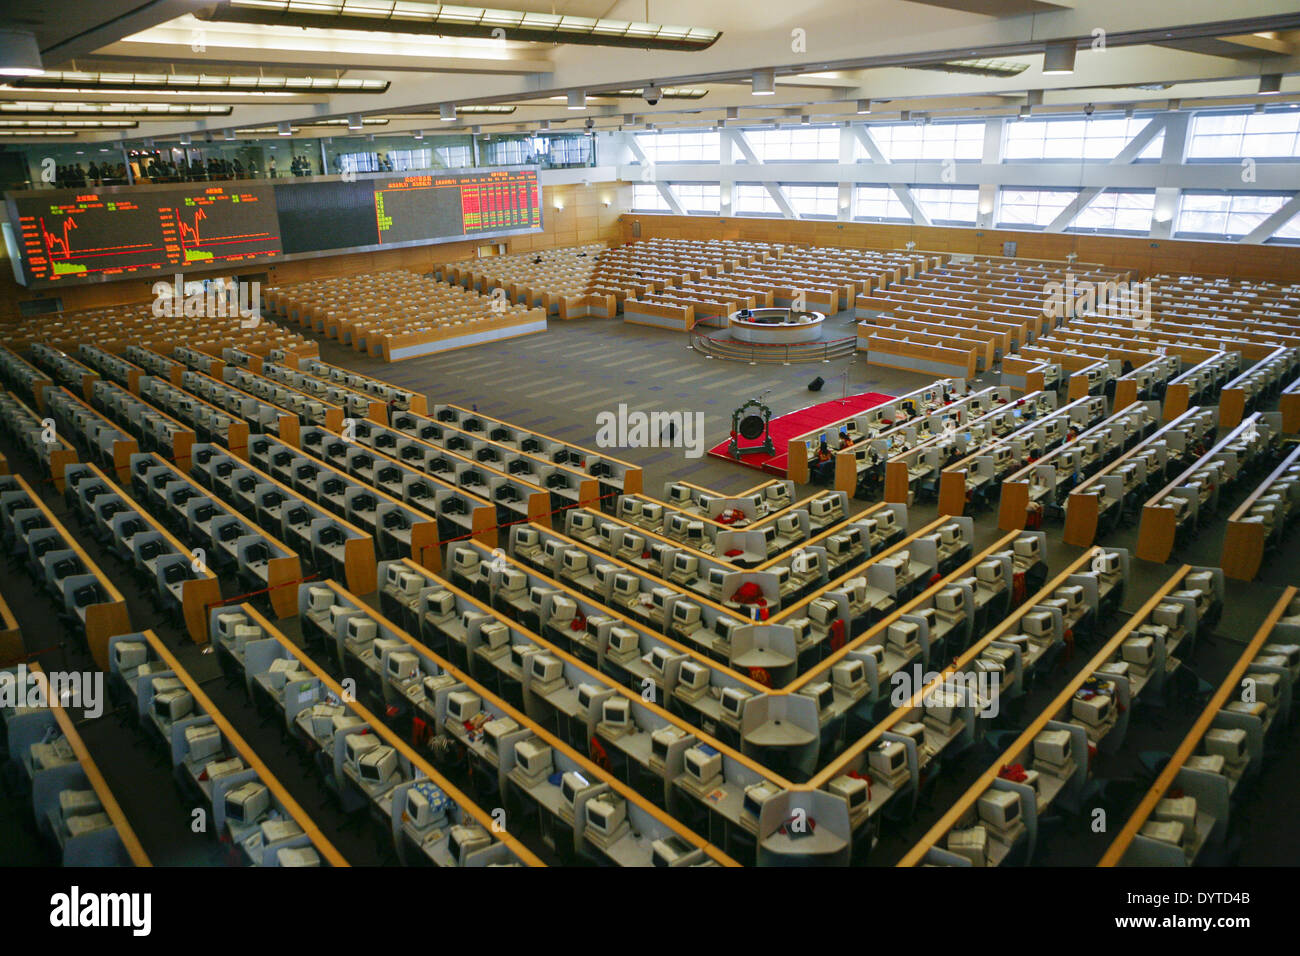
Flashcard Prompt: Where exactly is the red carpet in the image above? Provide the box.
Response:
[707,391,895,476]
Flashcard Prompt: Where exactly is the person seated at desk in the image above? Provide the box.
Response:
[811,442,835,484]
[837,430,852,451]
[1121,359,1135,376]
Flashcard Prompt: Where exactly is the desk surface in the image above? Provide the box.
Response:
[745,719,816,748]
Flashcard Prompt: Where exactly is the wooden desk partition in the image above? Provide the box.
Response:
[1061,407,1203,549]
[136,623,348,867]
[3,390,78,492]
[441,401,643,497]
[265,431,464,566]
[1219,444,1300,581]
[1098,586,1297,867]
[898,565,1192,867]
[860,334,978,380]
[85,463,221,645]
[0,590,21,668]
[35,663,151,866]
[11,476,131,670]
[137,452,305,620]
[813,546,1108,792]
[1135,416,1262,565]
[49,387,139,485]
[1281,376,1300,435]
[293,583,552,866]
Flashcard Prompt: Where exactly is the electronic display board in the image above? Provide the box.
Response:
[274,177,380,254]
[4,165,543,288]
[373,168,543,245]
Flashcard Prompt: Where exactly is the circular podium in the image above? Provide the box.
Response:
[728,307,826,345]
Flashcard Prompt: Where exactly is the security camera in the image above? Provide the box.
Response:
[585,117,595,130]
[643,84,662,106]
[1084,102,1095,116]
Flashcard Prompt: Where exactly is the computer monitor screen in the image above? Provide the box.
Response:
[447,691,480,722]
[387,653,418,681]
[721,688,747,716]
[601,698,629,726]
[561,772,588,806]
[225,782,269,824]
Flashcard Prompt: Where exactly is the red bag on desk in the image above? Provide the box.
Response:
[999,763,1028,783]
[1012,571,1027,605]
[829,617,846,651]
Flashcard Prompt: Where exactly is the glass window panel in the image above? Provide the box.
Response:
[996,188,1078,227]
[852,185,910,220]
[860,121,985,162]
[1004,116,1153,161]
[634,130,720,163]
[671,182,720,213]
[1175,192,1288,236]
[632,183,670,210]
[735,183,782,214]
[1071,190,1154,233]
[1188,110,1300,158]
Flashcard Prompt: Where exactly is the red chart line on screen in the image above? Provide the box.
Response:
[158,185,282,266]
[18,194,170,282]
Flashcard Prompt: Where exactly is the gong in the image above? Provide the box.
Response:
[728,398,775,459]
[737,413,766,441]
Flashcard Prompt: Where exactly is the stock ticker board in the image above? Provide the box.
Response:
[372,169,543,245]
[5,166,543,287]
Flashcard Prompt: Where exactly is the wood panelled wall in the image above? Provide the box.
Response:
[620,214,1300,284]
[0,181,631,320]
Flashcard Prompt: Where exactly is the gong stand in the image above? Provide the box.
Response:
[728,398,775,459]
